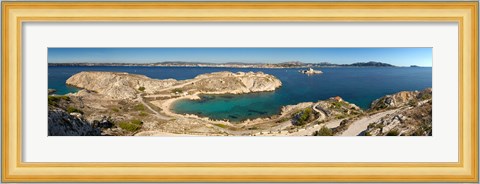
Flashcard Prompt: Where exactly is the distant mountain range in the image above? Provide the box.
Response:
[48,61,398,68]
[277,61,396,67]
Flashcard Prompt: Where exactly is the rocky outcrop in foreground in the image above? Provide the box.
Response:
[370,88,432,110]
[364,100,432,136]
[48,108,101,136]
[307,88,432,136]
[364,88,432,136]
[66,71,282,99]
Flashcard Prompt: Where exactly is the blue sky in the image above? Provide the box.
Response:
[48,48,432,66]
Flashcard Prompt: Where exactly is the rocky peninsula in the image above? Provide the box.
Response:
[49,71,431,136]
[66,71,282,99]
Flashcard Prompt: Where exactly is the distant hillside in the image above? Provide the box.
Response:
[346,61,395,67]
[48,61,397,68]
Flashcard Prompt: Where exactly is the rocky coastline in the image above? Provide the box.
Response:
[49,71,432,136]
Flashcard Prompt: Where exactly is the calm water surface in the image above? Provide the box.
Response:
[49,66,432,122]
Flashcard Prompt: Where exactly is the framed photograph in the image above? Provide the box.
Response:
[2,1,478,182]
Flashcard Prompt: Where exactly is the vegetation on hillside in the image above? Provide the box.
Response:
[118,119,143,132]
[313,126,333,136]
[48,95,70,107]
[291,107,315,126]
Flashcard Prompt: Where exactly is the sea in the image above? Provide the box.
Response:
[48,66,432,122]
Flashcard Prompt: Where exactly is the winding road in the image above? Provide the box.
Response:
[281,102,329,136]
[313,103,327,122]
[340,109,398,136]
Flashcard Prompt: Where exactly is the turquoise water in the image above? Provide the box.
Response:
[49,66,432,122]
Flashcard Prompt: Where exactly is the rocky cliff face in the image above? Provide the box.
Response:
[66,71,282,99]
[48,108,101,136]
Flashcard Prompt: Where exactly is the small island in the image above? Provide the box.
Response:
[299,68,323,75]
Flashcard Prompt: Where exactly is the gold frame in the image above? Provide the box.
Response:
[1,1,478,182]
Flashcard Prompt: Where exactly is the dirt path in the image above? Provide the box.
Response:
[145,79,200,98]
[135,93,170,120]
[284,103,328,136]
[313,103,327,122]
[340,109,398,136]
[324,119,343,128]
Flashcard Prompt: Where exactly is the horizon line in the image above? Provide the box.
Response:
[47,61,433,67]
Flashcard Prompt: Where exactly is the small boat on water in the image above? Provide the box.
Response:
[299,68,323,75]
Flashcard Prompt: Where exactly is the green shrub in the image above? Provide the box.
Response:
[138,86,145,92]
[48,97,57,106]
[314,126,333,136]
[299,110,310,122]
[118,122,141,132]
[367,123,375,129]
[292,107,314,126]
[111,108,120,113]
[335,114,346,119]
[139,111,148,116]
[420,93,432,100]
[171,88,183,94]
[372,99,388,110]
[350,111,360,115]
[213,124,227,128]
[408,99,418,107]
[386,129,400,136]
[275,117,290,123]
[66,106,83,114]
[133,104,145,111]
[48,95,70,106]
[130,119,143,125]
[331,101,348,109]
[331,102,341,109]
